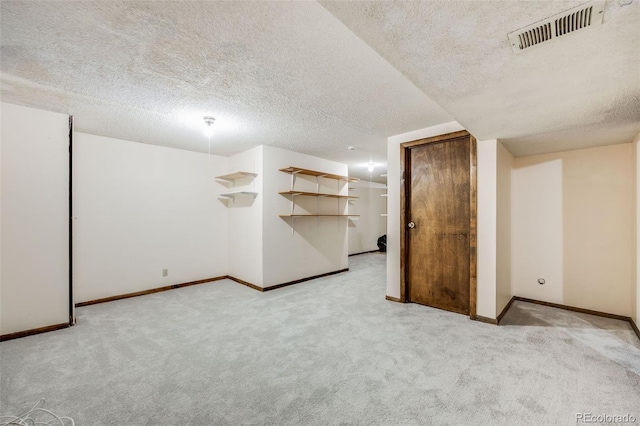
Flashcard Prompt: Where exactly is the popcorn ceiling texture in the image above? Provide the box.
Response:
[320,0,640,156]
[0,0,638,164]
[0,0,450,181]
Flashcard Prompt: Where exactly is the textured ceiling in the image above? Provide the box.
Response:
[0,1,453,182]
[320,0,640,156]
[1,1,639,181]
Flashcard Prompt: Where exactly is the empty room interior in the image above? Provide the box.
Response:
[1,1,639,425]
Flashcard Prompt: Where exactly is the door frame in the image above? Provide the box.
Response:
[399,130,478,319]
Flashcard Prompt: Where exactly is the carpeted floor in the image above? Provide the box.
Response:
[1,252,639,425]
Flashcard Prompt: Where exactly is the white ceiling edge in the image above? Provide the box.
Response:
[1,71,394,183]
[319,0,640,158]
[0,0,453,178]
[2,0,637,170]
[501,120,640,157]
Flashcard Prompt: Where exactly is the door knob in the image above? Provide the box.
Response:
[408,221,415,229]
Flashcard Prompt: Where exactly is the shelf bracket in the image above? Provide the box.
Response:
[291,170,301,192]
[291,193,297,216]
[316,174,326,194]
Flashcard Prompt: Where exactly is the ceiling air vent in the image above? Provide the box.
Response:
[508,0,605,54]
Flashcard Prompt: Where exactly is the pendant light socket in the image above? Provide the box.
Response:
[203,116,215,136]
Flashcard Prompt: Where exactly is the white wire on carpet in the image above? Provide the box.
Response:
[0,399,74,426]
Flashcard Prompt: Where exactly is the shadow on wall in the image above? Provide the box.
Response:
[216,174,258,208]
[347,185,387,255]
[218,194,257,208]
[511,144,634,317]
[279,216,348,267]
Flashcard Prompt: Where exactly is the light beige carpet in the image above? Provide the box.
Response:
[1,253,638,425]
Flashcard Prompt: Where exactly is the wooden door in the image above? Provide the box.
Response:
[402,132,476,316]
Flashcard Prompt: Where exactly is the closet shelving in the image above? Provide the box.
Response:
[278,167,359,232]
[215,171,258,200]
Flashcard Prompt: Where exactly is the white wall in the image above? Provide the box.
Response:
[496,142,513,316]
[477,139,497,318]
[512,144,634,317]
[1,103,69,334]
[348,180,387,255]
[226,146,263,287]
[386,122,498,318]
[511,156,564,303]
[634,133,640,325]
[262,145,349,287]
[73,133,228,303]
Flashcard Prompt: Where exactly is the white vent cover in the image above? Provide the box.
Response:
[508,0,605,54]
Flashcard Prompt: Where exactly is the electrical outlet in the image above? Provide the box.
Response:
[162,269,168,277]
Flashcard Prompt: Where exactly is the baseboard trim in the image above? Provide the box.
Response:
[496,296,516,325]
[385,295,404,303]
[473,315,498,325]
[228,268,350,292]
[513,296,630,322]
[76,268,351,306]
[630,318,640,341]
[226,275,264,292]
[0,322,69,342]
[471,300,513,326]
[512,296,639,341]
[349,250,381,257]
[75,276,227,307]
[266,268,349,291]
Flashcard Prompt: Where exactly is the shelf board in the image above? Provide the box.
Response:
[215,171,257,182]
[219,191,258,199]
[381,214,388,217]
[279,214,360,218]
[279,190,357,199]
[380,194,388,197]
[380,173,388,178]
[279,166,358,182]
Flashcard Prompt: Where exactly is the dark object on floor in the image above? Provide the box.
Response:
[377,235,387,252]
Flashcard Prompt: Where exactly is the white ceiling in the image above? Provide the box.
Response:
[320,0,640,157]
[1,1,639,181]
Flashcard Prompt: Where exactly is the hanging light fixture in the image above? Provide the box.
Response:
[203,116,215,136]
[203,116,215,166]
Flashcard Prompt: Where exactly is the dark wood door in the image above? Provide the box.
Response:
[405,136,472,315]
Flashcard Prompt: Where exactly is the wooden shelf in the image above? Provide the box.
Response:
[381,214,388,217]
[280,166,357,234]
[215,171,257,182]
[279,214,360,218]
[279,167,358,182]
[380,194,388,197]
[279,190,357,199]
[219,191,258,199]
